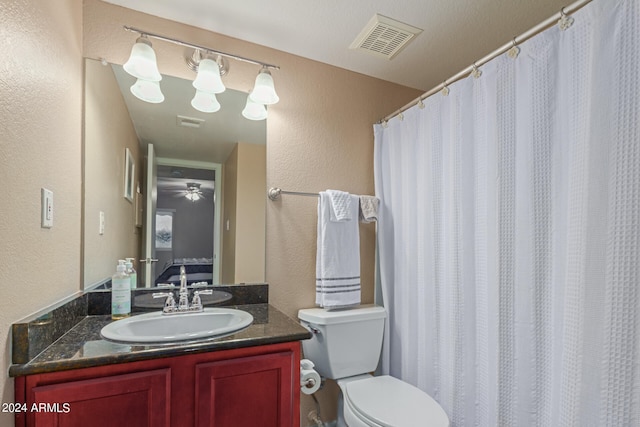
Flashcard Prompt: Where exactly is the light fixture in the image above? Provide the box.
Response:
[192,56,225,94]
[191,90,221,113]
[130,79,164,103]
[185,182,203,202]
[242,94,268,121]
[123,26,280,117]
[185,192,201,202]
[123,36,162,82]
[249,66,279,105]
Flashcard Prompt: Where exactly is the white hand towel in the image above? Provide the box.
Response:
[326,189,352,222]
[316,191,361,309]
[359,195,379,223]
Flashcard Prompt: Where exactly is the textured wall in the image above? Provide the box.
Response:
[84,58,142,287]
[0,0,83,425]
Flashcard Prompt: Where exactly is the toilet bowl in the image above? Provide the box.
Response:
[338,374,449,427]
[298,305,449,427]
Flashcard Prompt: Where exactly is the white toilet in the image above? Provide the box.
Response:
[298,305,449,427]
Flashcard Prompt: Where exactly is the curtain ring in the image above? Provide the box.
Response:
[558,7,574,31]
[508,37,520,59]
[441,81,450,96]
[471,62,482,79]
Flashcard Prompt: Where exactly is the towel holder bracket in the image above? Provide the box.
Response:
[268,187,282,200]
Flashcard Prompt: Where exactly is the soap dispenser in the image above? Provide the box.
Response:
[112,260,131,320]
[125,258,137,290]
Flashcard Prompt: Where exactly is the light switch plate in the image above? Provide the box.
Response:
[41,188,53,228]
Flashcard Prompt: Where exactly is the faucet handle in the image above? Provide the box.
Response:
[190,290,212,311]
[153,292,176,313]
[191,291,203,311]
[156,283,175,289]
[192,281,209,288]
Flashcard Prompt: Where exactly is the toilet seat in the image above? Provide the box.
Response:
[342,375,449,427]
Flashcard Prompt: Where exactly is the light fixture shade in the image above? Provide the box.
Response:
[130,79,164,103]
[191,90,221,113]
[242,95,268,121]
[249,67,279,105]
[185,192,201,202]
[192,58,225,94]
[123,37,162,82]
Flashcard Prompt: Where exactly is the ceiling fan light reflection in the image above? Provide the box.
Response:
[185,192,201,202]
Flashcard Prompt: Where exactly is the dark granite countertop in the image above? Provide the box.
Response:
[10,303,311,377]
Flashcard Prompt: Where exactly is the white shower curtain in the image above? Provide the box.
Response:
[374,1,639,426]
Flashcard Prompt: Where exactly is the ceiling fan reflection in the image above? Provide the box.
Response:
[165,182,206,202]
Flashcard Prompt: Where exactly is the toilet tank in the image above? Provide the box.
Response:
[298,305,386,380]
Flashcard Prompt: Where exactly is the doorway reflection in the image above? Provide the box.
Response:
[153,165,217,286]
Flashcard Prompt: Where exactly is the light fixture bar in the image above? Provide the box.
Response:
[123,26,280,70]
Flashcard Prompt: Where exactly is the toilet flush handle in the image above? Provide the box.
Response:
[302,322,321,335]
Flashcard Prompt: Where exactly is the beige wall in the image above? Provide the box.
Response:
[0,0,421,425]
[235,143,266,283]
[222,145,238,284]
[0,0,83,425]
[83,58,141,287]
[221,142,266,284]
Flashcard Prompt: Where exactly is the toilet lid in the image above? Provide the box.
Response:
[344,376,449,427]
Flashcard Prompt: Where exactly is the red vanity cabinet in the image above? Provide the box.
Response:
[14,341,301,427]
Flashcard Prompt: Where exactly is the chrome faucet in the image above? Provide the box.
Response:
[152,265,212,315]
[178,265,189,310]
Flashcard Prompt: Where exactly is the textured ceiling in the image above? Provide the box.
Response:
[103,0,571,91]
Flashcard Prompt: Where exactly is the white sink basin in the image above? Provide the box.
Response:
[100,308,253,344]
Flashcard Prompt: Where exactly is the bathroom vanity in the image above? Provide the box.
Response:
[10,286,311,427]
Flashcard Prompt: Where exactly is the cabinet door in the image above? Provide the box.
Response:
[28,369,170,427]
[195,351,295,427]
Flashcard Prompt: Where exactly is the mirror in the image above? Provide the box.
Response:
[83,58,266,289]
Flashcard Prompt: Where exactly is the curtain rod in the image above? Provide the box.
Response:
[123,25,280,70]
[378,0,593,124]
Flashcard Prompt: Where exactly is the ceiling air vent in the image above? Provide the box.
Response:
[350,14,422,60]
[176,115,204,129]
